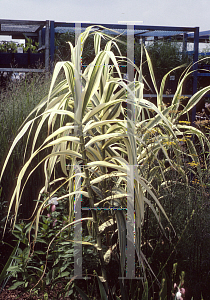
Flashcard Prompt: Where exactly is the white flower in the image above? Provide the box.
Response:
[48,197,58,205]
[176,291,182,299]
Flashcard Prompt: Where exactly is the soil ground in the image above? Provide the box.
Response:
[0,284,74,299]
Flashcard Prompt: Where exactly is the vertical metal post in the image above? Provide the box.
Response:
[75,23,81,48]
[74,22,82,135]
[38,30,42,48]
[74,165,83,278]
[126,165,135,278]
[126,24,136,279]
[45,20,50,73]
[41,27,45,46]
[50,21,55,73]
[192,27,199,124]
[73,23,85,279]
[182,32,187,58]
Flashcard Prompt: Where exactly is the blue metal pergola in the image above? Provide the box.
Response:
[49,22,200,121]
[0,20,203,120]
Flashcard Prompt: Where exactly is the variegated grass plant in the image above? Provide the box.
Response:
[1,25,210,294]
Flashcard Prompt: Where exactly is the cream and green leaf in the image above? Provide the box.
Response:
[1,26,209,285]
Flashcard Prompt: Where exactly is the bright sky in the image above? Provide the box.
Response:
[1,0,210,32]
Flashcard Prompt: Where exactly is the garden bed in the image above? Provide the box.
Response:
[0,283,74,300]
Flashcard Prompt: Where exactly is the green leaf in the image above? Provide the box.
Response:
[34,250,46,255]
[14,224,23,232]
[115,211,126,279]
[8,280,25,290]
[0,243,19,286]
[96,274,108,300]
[56,271,70,279]
[35,238,48,244]
[141,281,148,300]
[7,265,21,272]
[159,271,168,300]
[75,285,90,300]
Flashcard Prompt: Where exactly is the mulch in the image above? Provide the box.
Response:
[0,284,74,300]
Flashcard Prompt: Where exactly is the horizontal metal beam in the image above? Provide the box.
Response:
[54,22,197,33]
[143,94,193,98]
[0,68,45,73]
[0,19,46,26]
[22,32,39,37]
[197,73,210,77]
[0,32,39,37]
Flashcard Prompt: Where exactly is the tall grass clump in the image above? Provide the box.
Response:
[0,72,53,297]
[0,73,53,230]
[1,26,210,298]
[0,74,51,159]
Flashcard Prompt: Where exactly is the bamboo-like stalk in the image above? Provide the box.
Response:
[101,124,106,193]
[79,133,108,287]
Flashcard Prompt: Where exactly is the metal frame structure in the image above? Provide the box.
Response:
[50,22,199,98]
[0,20,207,119]
[0,19,50,72]
[0,20,201,84]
